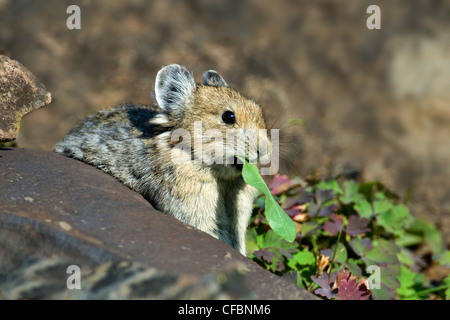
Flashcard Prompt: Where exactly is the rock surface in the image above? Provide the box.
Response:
[0,148,316,300]
[0,55,51,142]
[2,0,448,245]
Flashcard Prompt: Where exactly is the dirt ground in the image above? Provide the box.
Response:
[1,0,449,245]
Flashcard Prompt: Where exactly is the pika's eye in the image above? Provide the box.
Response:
[222,110,236,124]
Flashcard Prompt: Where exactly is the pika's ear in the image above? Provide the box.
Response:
[155,64,196,112]
[202,70,228,87]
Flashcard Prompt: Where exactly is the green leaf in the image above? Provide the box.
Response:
[409,218,443,254]
[245,228,259,256]
[364,239,400,266]
[397,249,416,269]
[317,179,343,195]
[340,180,364,204]
[298,266,316,288]
[444,274,450,300]
[345,258,362,277]
[259,229,297,252]
[376,205,414,236]
[239,157,297,242]
[375,191,387,200]
[354,199,373,219]
[257,233,265,248]
[373,199,392,215]
[299,221,319,237]
[265,196,297,242]
[349,237,373,257]
[331,242,348,264]
[397,266,421,299]
[362,239,401,300]
[240,159,272,196]
[319,243,348,273]
[395,232,424,248]
[293,248,315,266]
[436,250,450,268]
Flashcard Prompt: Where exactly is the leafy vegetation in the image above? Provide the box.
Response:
[241,160,450,300]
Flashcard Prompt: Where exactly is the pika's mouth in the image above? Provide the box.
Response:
[232,156,246,171]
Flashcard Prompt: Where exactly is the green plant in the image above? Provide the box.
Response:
[241,160,450,300]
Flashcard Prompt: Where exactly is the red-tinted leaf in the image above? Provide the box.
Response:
[323,214,344,236]
[361,239,401,300]
[349,237,374,257]
[319,203,338,217]
[254,250,277,263]
[275,259,285,272]
[298,190,314,204]
[336,268,351,283]
[336,268,371,300]
[320,243,347,264]
[309,189,337,217]
[267,174,293,195]
[284,208,300,218]
[282,197,301,209]
[319,248,334,259]
[311,272,338,299]
[345,215,371,237]
[316,189,335,204]
[284,204,307,218]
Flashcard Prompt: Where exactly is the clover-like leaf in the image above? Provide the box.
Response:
[245,228,259,255]
[349,238,401,300]
[284,204,307,219]
[373,199,392,215]
[340,180,364,204]
[292,248,315,266]
[377,205,414,236]
[321,242,348,264]
[311,272,338,299]
[354,199,373,219]
[274,259,285,272]
[363,239,401,300]
[317,179,343,195]
[309,189,337,217]
[254,248,285,272]
[396,266,420,299]
[336,268,371,300]
[344,258,363,277]
[258,230,297,251]
[409,218,443,254]
[254,250,277,263]
[349,237,374,257]
[298,221,320,238]
[345,215,371,237]
[282,197,302,210]
[323,214,344,237]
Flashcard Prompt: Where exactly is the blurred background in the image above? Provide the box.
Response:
[1,0,449,244]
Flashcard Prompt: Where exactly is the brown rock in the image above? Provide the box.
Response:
[0,55,51,142]
[0,148,316,300]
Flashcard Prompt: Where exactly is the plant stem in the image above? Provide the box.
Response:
[327,223,344,276]
[307,280,316,292]
[403,284,449,299]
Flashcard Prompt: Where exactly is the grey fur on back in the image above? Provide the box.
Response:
[54,64,270,255]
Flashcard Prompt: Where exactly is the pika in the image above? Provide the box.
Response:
[54,64,271,255]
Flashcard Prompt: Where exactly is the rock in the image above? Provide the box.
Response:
[0,257,254,299]
[0,55,51,142]
[0,148,316,300]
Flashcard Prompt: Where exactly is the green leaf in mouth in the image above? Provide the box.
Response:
[237,156,296,242]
